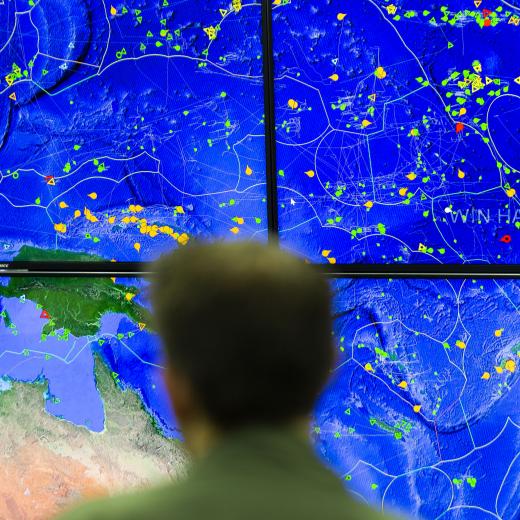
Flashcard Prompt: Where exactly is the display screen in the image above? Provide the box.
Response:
[272,0,520,266]
[0,1,267,264]
[4,275,519,519]
[0,276,184,519]
[318,277,520,519]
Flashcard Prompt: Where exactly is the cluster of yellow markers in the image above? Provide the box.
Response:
[53,194,190,254]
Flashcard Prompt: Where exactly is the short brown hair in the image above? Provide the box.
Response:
[151,241,333,430]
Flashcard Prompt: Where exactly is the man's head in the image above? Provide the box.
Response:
[151,242,333,440]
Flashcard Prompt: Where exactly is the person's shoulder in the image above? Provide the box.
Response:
[346,501,401,520]
[55,482,186,520]
[55,477,230,520]
[301,484,401,520]
[55,475,401,520]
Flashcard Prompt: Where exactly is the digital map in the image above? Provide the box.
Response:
[315,278,520,519]
[0,0,266,262]
[274,0,520,265]
[0,274,185,518]
[2,1,520,519]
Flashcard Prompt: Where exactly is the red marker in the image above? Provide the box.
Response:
[40,310,50,319]
[499,235,512,244]
[482,9,492,17]
[455,122,465,134]
[483,18,491,27]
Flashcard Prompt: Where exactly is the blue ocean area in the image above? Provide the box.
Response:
[0,0,267,262]
[0,287,177,437]
[0,297,105,431]
[274,0,520,265]
[313,278,520,519]
[95,313,178,437]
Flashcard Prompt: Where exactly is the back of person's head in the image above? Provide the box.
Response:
[151,241,333,431]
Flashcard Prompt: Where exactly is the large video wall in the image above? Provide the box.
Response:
[0,1,519,519]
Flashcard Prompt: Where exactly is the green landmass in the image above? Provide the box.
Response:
[1,309,12,328]
[0,247,152,337]
[14,245,104,262]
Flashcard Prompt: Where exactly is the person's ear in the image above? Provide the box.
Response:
[164,364,194,425]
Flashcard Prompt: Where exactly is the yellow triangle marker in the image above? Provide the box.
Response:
[138,323,146,331]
